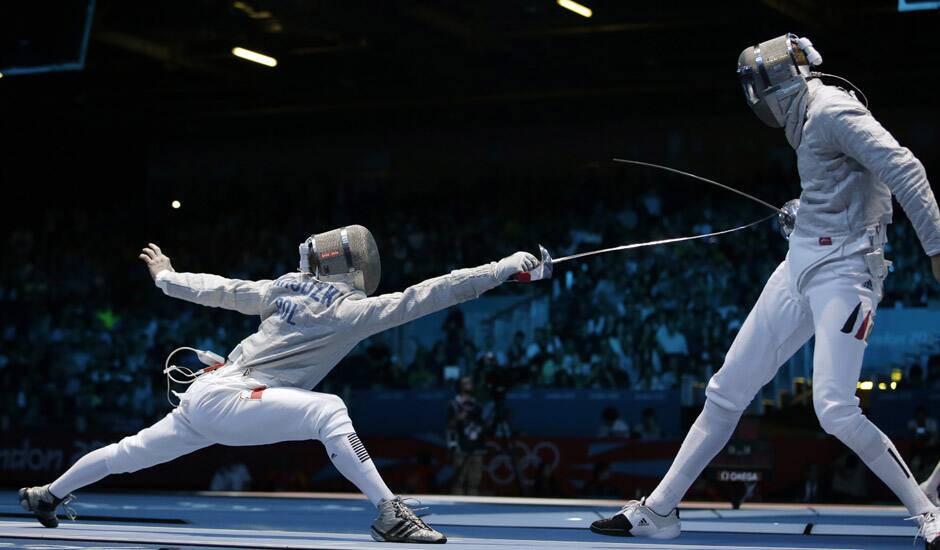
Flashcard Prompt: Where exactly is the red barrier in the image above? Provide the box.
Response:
[0,432,915,504]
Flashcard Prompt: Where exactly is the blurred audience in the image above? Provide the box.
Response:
[633,407,664,441]
[596,407,630,438]
[447,377,486,495]
[910,406,940,452]
[2,168,938,438]
[830,454,868,502]
[580,461,621,498]
[210,456,253,491]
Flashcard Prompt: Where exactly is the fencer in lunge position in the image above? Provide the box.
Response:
[590,34,940,545]
[20,226,538,544]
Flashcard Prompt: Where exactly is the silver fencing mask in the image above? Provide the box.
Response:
[737,33,822,128]
[298,225,381,295]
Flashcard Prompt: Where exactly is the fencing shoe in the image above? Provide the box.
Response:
[590,497,680,539]
[19,485,75,528]
[914,509,940,549]
[371,497,447,544]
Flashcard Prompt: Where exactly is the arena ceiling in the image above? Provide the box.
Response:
[3,0,937,123]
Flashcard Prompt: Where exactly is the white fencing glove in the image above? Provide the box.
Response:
[496,251,539,281]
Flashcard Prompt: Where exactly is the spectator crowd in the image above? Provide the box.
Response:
[2,166,939,437]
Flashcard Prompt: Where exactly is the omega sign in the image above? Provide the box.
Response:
[717,470,761,483]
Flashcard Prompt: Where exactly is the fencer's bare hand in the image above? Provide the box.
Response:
[496,251,539,281]
[932,254,940,284]
[139,243,175,281]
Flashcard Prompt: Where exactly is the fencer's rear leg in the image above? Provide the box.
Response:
[21,408,209,527]
[644,261,813,516]
[591,262,813,539]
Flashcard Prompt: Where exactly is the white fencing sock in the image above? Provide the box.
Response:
[646,399,741,516]
[49,445,114,498]
[324,432,394,507]
[834,417,934,516]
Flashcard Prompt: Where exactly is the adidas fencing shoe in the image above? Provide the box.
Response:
[922,481,940,508]
[18,485,76,528]
[371,497,447,543]
[590,498,680,539]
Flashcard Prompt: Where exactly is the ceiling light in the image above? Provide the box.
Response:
[232,47,277,67]
[557,0,592,18]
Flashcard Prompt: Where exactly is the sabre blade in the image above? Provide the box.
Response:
[551,214,775,265]
[613,158,787,215]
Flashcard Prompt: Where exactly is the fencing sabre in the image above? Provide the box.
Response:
[512,159,784,282]
[612,159,788,216]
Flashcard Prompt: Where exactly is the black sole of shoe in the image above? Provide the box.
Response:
[18,488,59,528]
[377,537,448,544]
[371,527,447,544]
[590,525,634,537]
[37,517,60,528]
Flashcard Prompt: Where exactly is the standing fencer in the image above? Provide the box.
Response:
[20,225,538,544]
[590,34,940,545]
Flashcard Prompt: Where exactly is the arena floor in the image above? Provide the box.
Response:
[0,492,920,549]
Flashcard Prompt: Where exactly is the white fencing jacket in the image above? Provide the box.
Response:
[793,79,940,257]
[156,264,501,390]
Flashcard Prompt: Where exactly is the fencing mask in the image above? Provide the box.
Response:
[298,225,381,295]
[737,33,822,129]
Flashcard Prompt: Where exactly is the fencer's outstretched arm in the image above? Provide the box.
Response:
[821,102,940,259]
[139,243,272,315]
[338,252,538,338]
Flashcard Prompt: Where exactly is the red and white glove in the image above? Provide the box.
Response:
[496,252,539,281]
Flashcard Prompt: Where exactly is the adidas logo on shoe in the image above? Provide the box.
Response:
[637,518,649,527]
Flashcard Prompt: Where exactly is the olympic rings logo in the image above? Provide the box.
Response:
[485,440,560,486]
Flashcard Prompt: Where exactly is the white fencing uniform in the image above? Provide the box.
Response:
[155,264,500,390]
[50,264,503,503]
[645,80,940,517]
